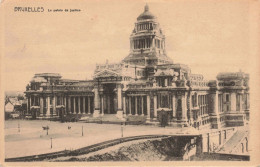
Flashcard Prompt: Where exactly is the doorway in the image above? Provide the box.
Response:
[103,83,117,114]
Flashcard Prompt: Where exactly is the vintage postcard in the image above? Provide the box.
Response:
[1,0,260,166]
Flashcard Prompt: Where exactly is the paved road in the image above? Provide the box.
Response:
[5,120,199,158]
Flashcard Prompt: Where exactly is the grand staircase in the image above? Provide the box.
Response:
[80,114,147,125]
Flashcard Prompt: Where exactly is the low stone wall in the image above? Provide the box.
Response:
[201,127,236,153]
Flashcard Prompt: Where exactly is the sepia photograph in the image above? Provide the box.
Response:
[1,0,260,165]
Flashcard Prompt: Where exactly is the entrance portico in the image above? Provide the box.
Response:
[93,69,127,118]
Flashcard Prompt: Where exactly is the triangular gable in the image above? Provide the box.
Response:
[5,102,14,112]
[94,69,121,78]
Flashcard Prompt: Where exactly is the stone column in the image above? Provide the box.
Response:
[152,37,155,48]
[61,96,63,105]
[188,93,193,122]
[129,96,132,115]
[26,98,29,114]
[135,96,138,115]
[30,96,32,108]
[68,96,71,114]
[172,94,176,119]
[246,93,250,109]
[165,78,168,87]
[210,91,220,129]
[88,96,91,114]
[123,96,126,116]
[93,85,100,117]
[83,96,86,113]
[101,95,104,115]
[146,95,150,119]
[230,92,236,112]
[182,92,187,122]
[107,95,110,114]
[46,96,50,116]
[154,95,157,119]
[117,85,122,110]
[116,84,123,118]
[157,94,160,108]
[64,96,67,113]
[40,96,44,115]
[141,96,144,115]
[239,93,243,112]
[78,96,81,113]
[53,95,56,115]
[73,97,76,114]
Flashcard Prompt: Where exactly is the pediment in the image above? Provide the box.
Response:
[94,69,121,78]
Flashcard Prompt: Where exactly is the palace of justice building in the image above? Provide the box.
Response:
[24,5,250,129]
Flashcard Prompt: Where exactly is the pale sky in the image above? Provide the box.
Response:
[2,0,258,91]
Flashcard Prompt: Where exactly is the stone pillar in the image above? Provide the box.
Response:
[123,96,126,116]
[230,92,236,112]
[212,92,219,114]
[182,92,187,122]
[88,96,91,114]
[73,97,76,114]
[107,95,110,114]
[93,85,100,117]
[152,37,155,48]
[117,85,122,110]
[101,95,104,115]
[46,96,50,116]
[246,93,250,109]
[116,84,123,118]
[135,96,138,115]
[78,96,81,113]
[210,91,220,129]
[61,96,63,105]
[53,95,56,115]
[141,96,144,115]
[83,96,86,113]
[30,96,32,108]
[154,95,157,119]
[40,96,44,115]
[146,95,150,120]
[129,96,132,115]
[239,93,243,112]
[26,98,29,114]
[64,96,67,113]
[172,94,176,119]
[188,93,193,122]
[68,96,71,114]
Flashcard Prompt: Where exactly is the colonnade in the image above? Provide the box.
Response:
[27,95,93,116]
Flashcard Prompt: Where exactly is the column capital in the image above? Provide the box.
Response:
[94,84,99,89]
[116,83,123,89]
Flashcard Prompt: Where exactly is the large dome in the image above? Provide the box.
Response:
[137,4,157,21]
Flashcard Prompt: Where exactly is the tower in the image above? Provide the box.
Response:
[122,4,173,67]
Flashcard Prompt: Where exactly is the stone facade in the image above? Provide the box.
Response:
[24,4,250,129]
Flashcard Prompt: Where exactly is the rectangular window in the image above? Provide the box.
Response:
[161,95,169,108]
[226,94,230,102]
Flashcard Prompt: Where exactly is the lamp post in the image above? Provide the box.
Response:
[18,122,20,133]
[121,123,123,138]
[51,137,52,149]
[46,126,49,135]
